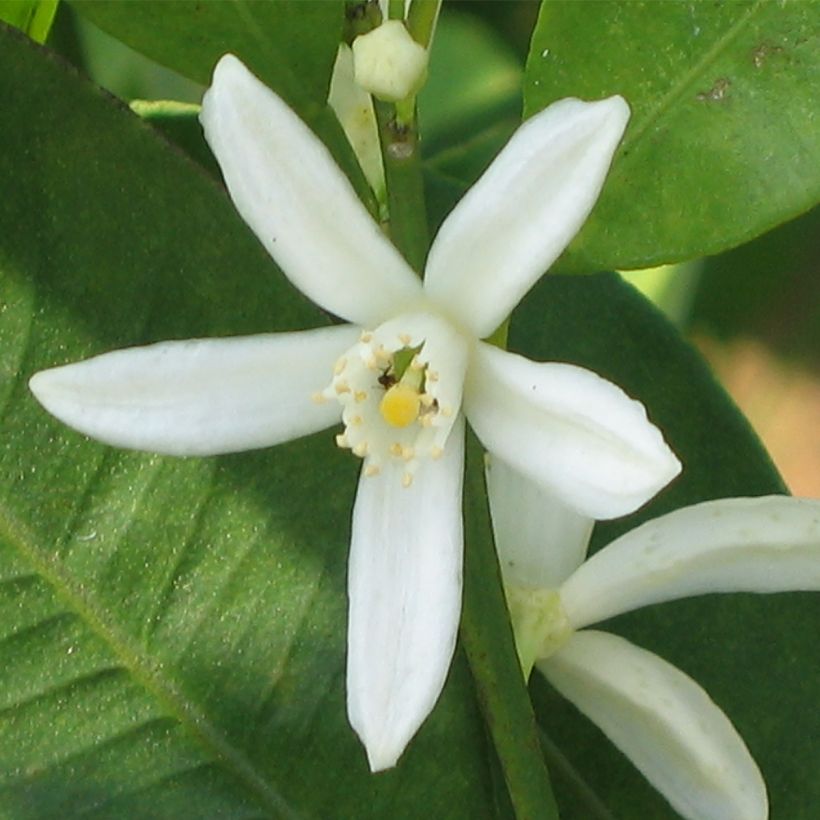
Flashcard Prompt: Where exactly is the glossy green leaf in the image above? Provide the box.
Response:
[0,0,57,42]
[511,273,818,817]
[0,27,496,818]
[525,1,820,273]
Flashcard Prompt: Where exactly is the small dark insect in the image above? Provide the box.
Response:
[378,370,397,390]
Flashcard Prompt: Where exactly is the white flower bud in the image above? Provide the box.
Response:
[352,20,428,102]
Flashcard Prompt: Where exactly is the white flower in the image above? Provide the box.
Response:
[488,457,820,820]
[29,55,681,771]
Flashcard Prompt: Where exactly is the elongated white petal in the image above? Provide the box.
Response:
[347,416,464,771]
[29,326,357,455]
[539,631,767,820]
[423,96,629,339]
[486,455,593,589]
[201,54,422,326]
[465,343,680,519]
[562,495,820,629]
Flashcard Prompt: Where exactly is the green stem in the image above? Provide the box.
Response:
[406,0,441,47]
[461,430,560,820]
[374,99,429,273]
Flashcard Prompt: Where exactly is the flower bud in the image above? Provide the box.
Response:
[352,20,428,102]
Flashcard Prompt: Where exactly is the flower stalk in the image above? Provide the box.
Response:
[461,431,560,820]
[374,98,429,272]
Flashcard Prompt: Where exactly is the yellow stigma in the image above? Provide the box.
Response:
[379,383,421,428]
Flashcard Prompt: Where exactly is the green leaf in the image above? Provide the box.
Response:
[525,1,820,273]
[70,0,343,115]
[512,273,818,817]
[129,100,219,177]
[0,0,57,42]
[0,27,497,818]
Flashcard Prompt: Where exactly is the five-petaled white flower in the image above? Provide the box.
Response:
[488,457,820,820]
[29,55,681,770]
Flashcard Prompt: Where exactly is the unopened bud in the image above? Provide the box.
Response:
[352,20,428,102]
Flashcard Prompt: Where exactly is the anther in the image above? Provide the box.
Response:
[333,358,347,376]
[350,415,363,426]
[430,446,444,460]
[364,464,381,477]
[354,390,368,403]
[401,446,415,461]
[335,433,350,448]
[402,472,414,488]
[335,381,351,395]
[427,371,439,382]
[360,331,373,343]
[353,442,368,457]
[389,442,403,457]
[311,392,327,405]
[399,333,412,346]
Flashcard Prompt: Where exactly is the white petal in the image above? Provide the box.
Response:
[200,54,422,326]
[561,495,820,629]
[29,325,357,455]
[328,44,385,200]
[486,455,593,589]
[539,631,767,820]
[423,96,629,339]
[465,343,680,519]
[347,416,464,771]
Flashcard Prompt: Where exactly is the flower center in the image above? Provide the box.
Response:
[316,311,468,486]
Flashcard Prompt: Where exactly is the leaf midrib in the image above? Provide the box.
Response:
[621,1,764,156]
[0,500,299,820]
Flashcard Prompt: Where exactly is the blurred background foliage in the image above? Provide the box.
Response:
[34,0,820,500]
